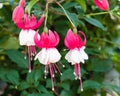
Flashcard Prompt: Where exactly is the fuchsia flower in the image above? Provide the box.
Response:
[12,0,44,72]
[12,0,44,29]
[34,30,61,91]
[94,0,109,11]
[64,29,88,91]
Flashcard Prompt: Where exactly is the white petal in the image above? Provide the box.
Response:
[19,29,27,45]
[34,48,61,65]
[35,48,49,65]
[65,47,88,64]
[79,48,88,60]
[65,49,80,64]
[19,29,37,46]
[65,50,72,63]
[48,48,61,63]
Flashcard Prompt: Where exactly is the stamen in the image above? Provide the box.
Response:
[52,87,55,91]
[52,64,58,73]
[59,62,65,68]
[28,46,36,72]
[80,78,83,91]
[44,65,48,79]
[74,63,83,91]
[29,69,32,73]
[49,64,55,91]
[54,64,62,75]
[24,56,27,59]
[28,46,32,73]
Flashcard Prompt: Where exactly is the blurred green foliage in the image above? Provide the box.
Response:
[0,0,120,96]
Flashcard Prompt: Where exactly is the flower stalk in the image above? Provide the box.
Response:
[56,2,77,33]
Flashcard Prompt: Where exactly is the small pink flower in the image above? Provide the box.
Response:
[94,0,109,11]
[12,0,25,24]
[12,0,44,29]
[64,29,88,91]
[34,30,61,91]
[12,0,44,72]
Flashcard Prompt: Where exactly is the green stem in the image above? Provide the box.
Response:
[85,6,119,17]
[85,11,109,16]
[56,2,76,31]
[44,3,49,28]
[93,38,120,47]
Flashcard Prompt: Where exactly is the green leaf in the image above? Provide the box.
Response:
[63,2,77,9]
[66,11,79,26]
[5,50,28,68]
[21,91,29,96]
[39,93,54,96]
[29,93,41,96]
[83,80,101,90]
[6,70,19,85]
[60,90,72,96]
[61,68,75,81]
[46,79,52,88]
[0,36,19,50]
[91,58,113,72]
[84,17,106,30]
[26,69,43,83]
[75,6,84,17]
[29,93,54,96]
[60,83,70,90]
[25,0,39,15]
[36,85,49,93]
[75,0,86,12]
[18,81,30,90]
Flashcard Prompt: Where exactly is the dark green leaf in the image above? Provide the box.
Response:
[83,80,101,90]
[60,83,70,90]
[66,11,79,26]
[0,36,19,50]
[75,0,86,12]
[18,81,30,90]
[36,85,49,93]
[63,2,77,9]
[5,50,28,68]
[60,90,72,96]
[91,58,113,72]
[29,93,41,96]
[61,68,75,81]
[6,70,19,85]
[84,17,106,30]
[25,0,39,15]
[75,6,84,17]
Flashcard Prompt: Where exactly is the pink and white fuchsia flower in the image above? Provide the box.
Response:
[34,30,61,91]
[12,0,44,72]
[94,0,109,11]
[64,29,88,91]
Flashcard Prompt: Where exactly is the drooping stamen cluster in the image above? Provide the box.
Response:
[12,0,44,72]
[34,30,61,91]
[94,0,109,11]
[64,29,88,91]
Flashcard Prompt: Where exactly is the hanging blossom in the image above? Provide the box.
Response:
[12,0,44,72]
[34,30,61,91]
[64,29,88,91]
[94,0,109,11]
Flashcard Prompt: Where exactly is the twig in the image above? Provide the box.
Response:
[58,0,64,3]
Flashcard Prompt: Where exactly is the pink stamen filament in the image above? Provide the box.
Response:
[28,46,37,72]
[74,63,83,91]
[59,61,65,68]
[49,64,55,91]
[44,65,49,79]
[44,63,62,91]
[54,64,62,75]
